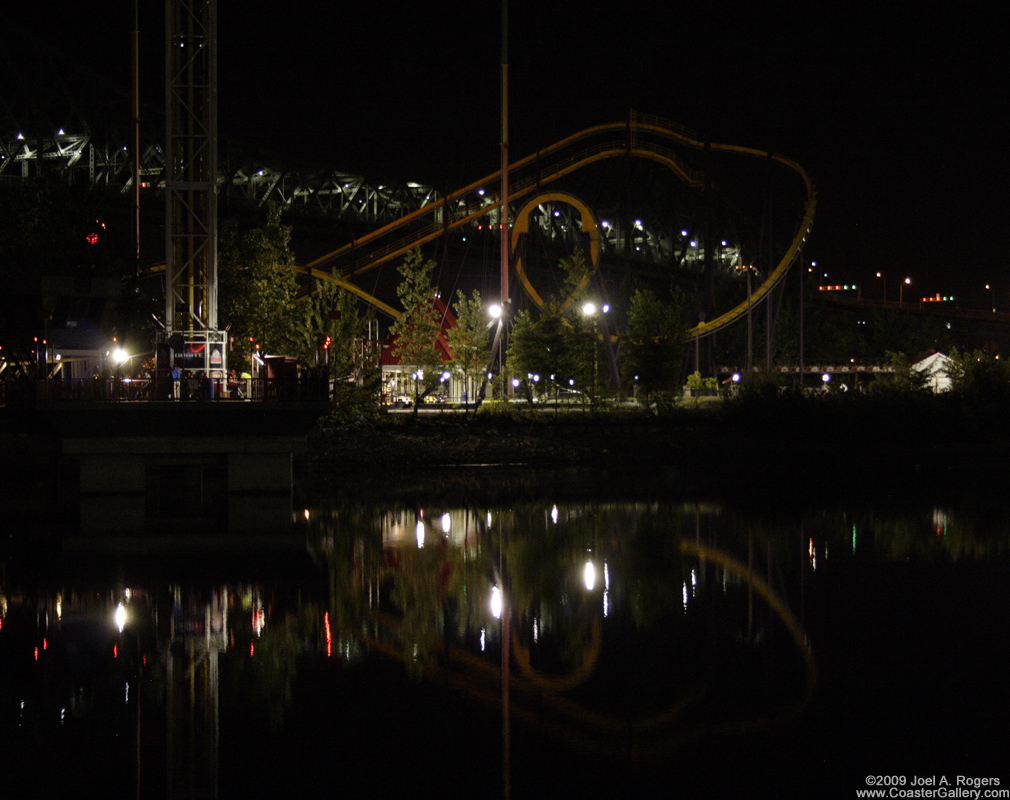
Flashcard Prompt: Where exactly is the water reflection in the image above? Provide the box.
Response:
[5,492,1010,796]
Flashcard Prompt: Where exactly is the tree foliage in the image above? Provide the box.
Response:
[218,205,300,365]
[623,288,686,399]
[945,349,1010,402]
[446,289,489,411]
[391,248,443,409]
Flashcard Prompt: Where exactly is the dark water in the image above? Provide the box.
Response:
[3,469,1010,799]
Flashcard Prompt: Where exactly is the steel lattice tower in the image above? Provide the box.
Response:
[164,0,225,375]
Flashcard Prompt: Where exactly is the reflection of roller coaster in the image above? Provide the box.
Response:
[306,112,817,344]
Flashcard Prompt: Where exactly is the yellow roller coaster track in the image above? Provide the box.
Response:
[307,112,817,341]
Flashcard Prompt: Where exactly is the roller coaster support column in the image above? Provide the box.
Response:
[500,0,510,315]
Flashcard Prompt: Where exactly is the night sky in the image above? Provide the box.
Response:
[8,3,1008,307]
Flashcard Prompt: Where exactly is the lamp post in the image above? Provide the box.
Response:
[876,272,886,303]
[899,277,911,305]
[986,284,996,313]
[582,302,599,403]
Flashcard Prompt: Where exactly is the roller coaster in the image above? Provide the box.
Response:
[298,111,817,347]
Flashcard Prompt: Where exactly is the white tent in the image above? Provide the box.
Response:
[911,352,952,392]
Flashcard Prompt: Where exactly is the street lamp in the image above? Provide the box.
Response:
[986,284,996,313]
[899,277,911,305]
[581,303,599,402]
[876,272,886,303]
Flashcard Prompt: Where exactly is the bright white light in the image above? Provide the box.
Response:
[584,561,596,592]
[604,562,609,590]
[441,371,451,382]
[681,229,688,236]
[512,378,520,388]
[822,373,831,383]
[112,348,128,365]
[115,603,126,633]
[532,374,540,383]
[480,629,486,650]
[732,373,741,383]
[487,512,492,527]
[634,219,642,227]
[416,521,425,548]
[490,586,502,619]
[553,210,561,217]
[551,505,558,524]
[58,128,65,136]
[582,302,597,317]
[602,304,610,313]
[441,513,451,534]
[569,378,574,386]
[488,303,502,319]
[601,220,610,228]
[603,592,609,617]
[478,188,485,196]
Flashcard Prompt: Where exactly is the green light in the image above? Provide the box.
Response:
[852,524,857,554]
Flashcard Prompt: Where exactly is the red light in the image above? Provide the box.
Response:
[43,638,47,650]
[34,647,39,661]
[114,644,118,659]
[86,232,99,245]
[325,611,332,658]
[250,643,255,657]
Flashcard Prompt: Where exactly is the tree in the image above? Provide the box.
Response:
[218,204,300,368]
[946,349,1010,402]
[390,248,443,412]
[622,288,686,401]
[507,304,575,402]
[446,289,490,413]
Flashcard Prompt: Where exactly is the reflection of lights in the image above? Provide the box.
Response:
[584,561,596,592]
[253,606,265,637]
[604,562,609,591]
[416,520,425,548]
[682,583,688,612]
[533,618,539,643]
[480,629,486,651]
[603,592,609,618]
[551,505,558,524]
[125,682,130,704]
[487,512,492,527]
[324,612,332,658]
[115,603,126,633]
[304,509,310,521]
[691,569,697,596]
[56,596,62,620]
[809,538,816,571]
[490,586,502,619]
[441,513,451,534]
